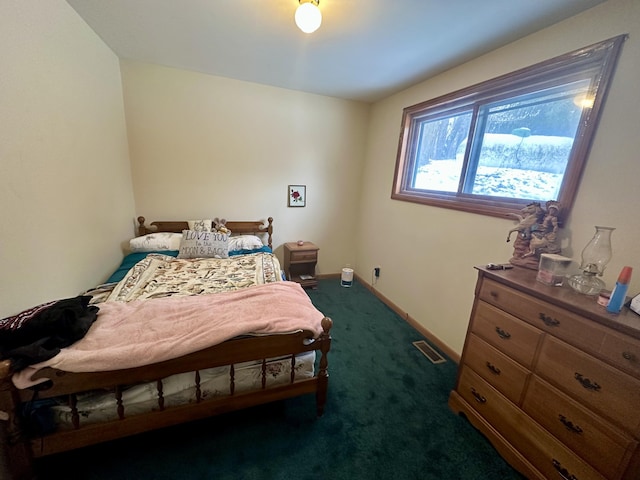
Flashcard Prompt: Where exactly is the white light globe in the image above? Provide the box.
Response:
[295,3,322,33]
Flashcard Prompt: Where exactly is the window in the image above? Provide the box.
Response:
[392,35,626,218]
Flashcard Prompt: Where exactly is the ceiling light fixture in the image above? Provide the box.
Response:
[295,0,322,34]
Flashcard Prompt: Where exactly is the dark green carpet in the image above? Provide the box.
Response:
[36,279,524,479]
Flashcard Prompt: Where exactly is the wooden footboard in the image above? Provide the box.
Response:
[0,317,331,480]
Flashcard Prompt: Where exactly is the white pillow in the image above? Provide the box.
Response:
[130,233,183,252]
[177,230,229,259]
[187,219,213,232]
[228,235,264,251]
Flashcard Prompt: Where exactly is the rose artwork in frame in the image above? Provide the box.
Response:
[288,185,306,207]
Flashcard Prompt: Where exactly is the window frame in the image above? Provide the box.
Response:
[391,35,627,219]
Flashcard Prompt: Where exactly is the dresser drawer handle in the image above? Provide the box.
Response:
[471,388,487,404]
[622,351,637,362]
[495,327,511,339]
[552,459,578,480]
[539,313,560,327]
[486,362,501,375]
[574,373,601,391]
[558,414,583,434]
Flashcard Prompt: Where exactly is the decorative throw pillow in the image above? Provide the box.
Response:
[129,232,183,252]
[187,219,213,232]
[177,230,229,259]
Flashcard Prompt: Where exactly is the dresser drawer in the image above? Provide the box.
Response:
[600,331,640,378]
[536,335,640,435]
[471,301,542,368]
[457,366,607,480]
[523,376,637,479]
[464,334,530,404]
[478,279,607,353]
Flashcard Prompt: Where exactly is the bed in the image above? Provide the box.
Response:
[0,216,332,480]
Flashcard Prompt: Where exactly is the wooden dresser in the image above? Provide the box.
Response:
[449,266,640,480]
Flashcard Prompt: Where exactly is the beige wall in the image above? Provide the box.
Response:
[356,0,640,354]
[120,61,369,274]
[0,1,135,317]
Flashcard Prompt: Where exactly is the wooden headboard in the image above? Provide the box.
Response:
[136,216,274,249]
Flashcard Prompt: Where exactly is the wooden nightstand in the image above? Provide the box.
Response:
[284,242,319,288]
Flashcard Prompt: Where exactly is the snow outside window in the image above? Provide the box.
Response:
[392,35,627,219]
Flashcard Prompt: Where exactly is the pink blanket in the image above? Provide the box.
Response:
[13,281,324,389]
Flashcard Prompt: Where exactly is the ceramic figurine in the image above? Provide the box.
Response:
[507,200,562,269]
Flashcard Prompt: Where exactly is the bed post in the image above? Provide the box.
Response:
[266,217,273,249]
[137,216,148,236]
[316,317,332,416]
[0,360,33,480]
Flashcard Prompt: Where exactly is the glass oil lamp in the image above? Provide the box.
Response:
[568,226,614,295]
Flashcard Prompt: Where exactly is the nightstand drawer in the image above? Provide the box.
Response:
[289,250,318,262]
[536,335,640,435]
[471,300,543,368]
[464,334,530,404]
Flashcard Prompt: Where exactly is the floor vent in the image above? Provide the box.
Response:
[413,340,446,364]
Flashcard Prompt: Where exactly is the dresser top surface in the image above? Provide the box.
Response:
[476,265,640,340]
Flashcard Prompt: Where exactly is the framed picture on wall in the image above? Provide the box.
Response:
[288,185,306,207]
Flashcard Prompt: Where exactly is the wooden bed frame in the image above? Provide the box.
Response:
[0,216,332,480]
[136,216,275,248]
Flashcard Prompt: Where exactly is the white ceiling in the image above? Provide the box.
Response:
[66,0,605,103]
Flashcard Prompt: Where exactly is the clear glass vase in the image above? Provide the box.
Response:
[568,226,614,295]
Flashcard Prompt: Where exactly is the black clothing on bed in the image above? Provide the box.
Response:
[0,296,99,371]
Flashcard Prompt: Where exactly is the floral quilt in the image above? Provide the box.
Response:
[106,252,282,302]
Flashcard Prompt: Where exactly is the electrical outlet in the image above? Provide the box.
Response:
[374,266,380,278]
